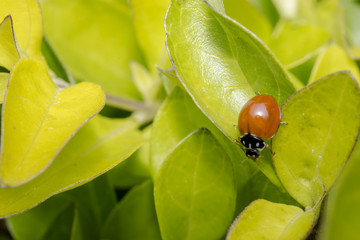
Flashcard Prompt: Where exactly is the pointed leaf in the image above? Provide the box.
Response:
[0,57,106,187]
[40,0,143,99]
[226,199,316,240]
[309,44,360,84]
[273,72,360,207]
[0,0,42,57]
[165,0,295,140]
[102,180,161,240]
[155,128,236,240]
[0,115,144,217]
[0,16,19,70]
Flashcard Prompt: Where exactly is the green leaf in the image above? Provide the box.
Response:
[309,44,360,84]
[63,174,116,240]
[107,127,151,189]
[0,57,105,187]
[319,141,360,240]
[226,199,316,240]
[0,0,42,58]
[40,0,144,99]
[223,0,272,42]
[7,196,71,240]
[155,128,236,240]
[273,72,360,207]
[246,0,280,27]
[343,1,360,58]
[39,204,75,240]
[102,180,161,240]
[0,115,144,217]
[165,0,295,140]
[130,0,171,73]
[268,20,330,68]
[0,16,19,70]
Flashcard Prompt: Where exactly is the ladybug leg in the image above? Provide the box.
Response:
[280,122,288,125]
[233,124,238,130]
[255,91,261,95]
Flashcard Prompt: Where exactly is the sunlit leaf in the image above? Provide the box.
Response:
[131,0,171,73]
[155,128,236,240]
[102,180,161,240]
[273,72,360,207]
[0,16,19,70]
[309,44,360,84]
[0,0,42,57]
[0,73,9,104]
[40,0,144,99]
[165,0,295,140]
[223,0,272,42]
[268,20,330,68]
[0,115,144,217]
[226,199,316,240]
[0,57,106,187]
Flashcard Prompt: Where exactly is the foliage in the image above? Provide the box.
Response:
[0,0,359,239]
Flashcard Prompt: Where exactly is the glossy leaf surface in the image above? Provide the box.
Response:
[0,115,144,217]
[0,57,105,187]
[102,181,161,240]
[273,72,360,207]
[227,199,315,240]
[165,0,295,140]
[155,128,236,240]
[40,0,143,99]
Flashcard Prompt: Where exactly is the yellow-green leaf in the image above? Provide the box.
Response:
[0,73,9,103]
[309,44,360,84]
[226,199,316,240]
[0,0,42,57]
[273,72,360,207]
[268,20,330,68]
[0,57,105,187]
[40,0,143,99]
[0,16,20,70]
[0,115,144,217]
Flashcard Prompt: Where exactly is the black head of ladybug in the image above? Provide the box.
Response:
[245,149,260,160]
[240,134,265,150]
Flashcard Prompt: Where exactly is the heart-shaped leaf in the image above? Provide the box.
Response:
[165,0,295,140]
[102,180,161,240]
[40,0,144,99]
[0,16,19,70]
[0,114,144,218]
[0,57,106,187]
[273,71,360,207]
[226,199,316,240]
[0,0,42,57]
[155,128,236,240]
[309,44,360,84]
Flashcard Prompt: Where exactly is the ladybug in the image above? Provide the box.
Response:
[238,94,281,160]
